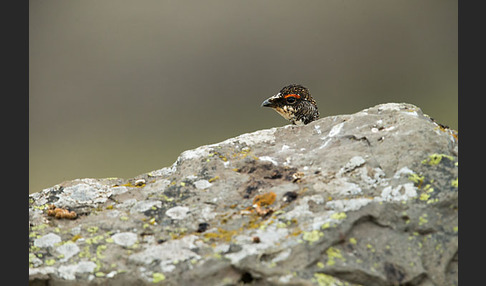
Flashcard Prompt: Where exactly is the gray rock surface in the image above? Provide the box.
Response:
[29,103,458,286]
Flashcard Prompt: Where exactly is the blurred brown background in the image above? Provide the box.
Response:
[29,0,458,194]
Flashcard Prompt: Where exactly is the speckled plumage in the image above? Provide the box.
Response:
[261,84,319,125]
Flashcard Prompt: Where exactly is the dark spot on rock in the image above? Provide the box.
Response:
[196,222,210,233]
[282,191,298,203]
[143,206,168,221]
[264,170,282,179]
[242,180,262,198]
[239,272,254,284]
[384,262,405,283]
[46,186,64,204]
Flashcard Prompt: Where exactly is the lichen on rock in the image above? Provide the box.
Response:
[29,103,458,285]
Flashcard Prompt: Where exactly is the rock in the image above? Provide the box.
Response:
[165,206,190,220]
[55,242,80,262]
[29,103,458,285]
[34,233,61,248]
[111,232,138,248]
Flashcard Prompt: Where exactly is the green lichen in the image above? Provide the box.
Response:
[408,173,424,187]
[152,272,166,283]
[330,212,347,220]
[314,273,337,286]
[326,247,345,266]
[79,245,91,258]
[451,178,458,188]
[31,224,48,232]
[426,198,439,204]
[96,245,107,259]
[45,259,56,266]
[349,237,357,245]
[29,253,37,264]
[32,204,49,211]
[321,222,332,229]
[302,230,324,244]
[94,259,102,272]
[423,184,434,193]
[86,235,104,245]
[276,222,287,228]
[419,193,430,201]
[87,226,99,233]
[419,214,428,226]
[421,153,454,166]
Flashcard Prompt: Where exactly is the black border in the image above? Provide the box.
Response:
[6,0,29,284]
[458,0,476,285]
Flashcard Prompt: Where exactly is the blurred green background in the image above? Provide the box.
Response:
[29,0,458,194]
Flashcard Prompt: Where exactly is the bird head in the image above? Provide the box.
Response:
[261,84,319,125]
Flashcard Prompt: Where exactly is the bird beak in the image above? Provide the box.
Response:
[261,98,273,107]
[261,93,279,107]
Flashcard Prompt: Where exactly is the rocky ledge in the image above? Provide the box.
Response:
[29,103,458,286]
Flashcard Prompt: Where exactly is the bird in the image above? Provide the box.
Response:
[261,84,319,125]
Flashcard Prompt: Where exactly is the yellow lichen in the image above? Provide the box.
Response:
[288,228,302,237]
[86,235,104,245]
[87,226,99,233]
[313,272,347,286]
[326,247,345,266]
[421,153,454,166]
[208,176,220,183]
[302,230,324,244]
[426,198,439,204]
[96,245,107,259]
[408,173,425,188]
[276,222,287,228]
[451,178,458,188]
[330,212,347,220]
[419,193,430,201]
[321,222,331,229]
[204,228,238,242]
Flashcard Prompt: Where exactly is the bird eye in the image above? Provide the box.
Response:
[286,96,297,104]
